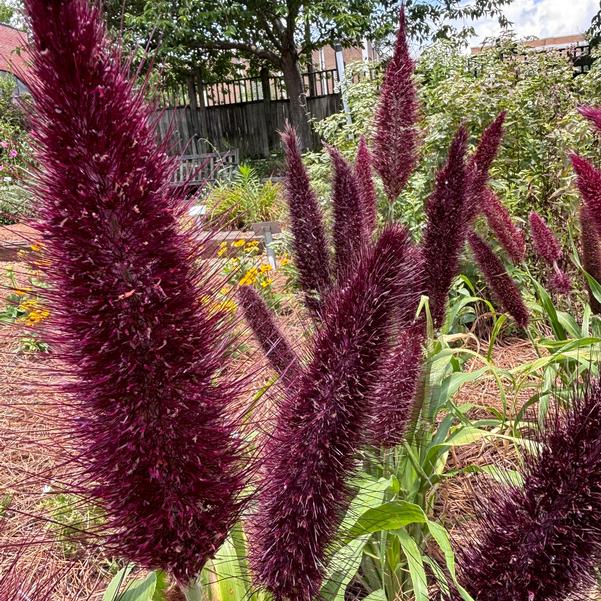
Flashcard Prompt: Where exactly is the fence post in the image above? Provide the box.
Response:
[187,74,201,148]
[260,66,272,157]
[334,43,352,126]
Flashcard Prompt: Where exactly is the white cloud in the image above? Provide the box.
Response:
[467,0,599,47]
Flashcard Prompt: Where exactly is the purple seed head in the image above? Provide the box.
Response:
[355,136,378,237]
[250,225,412,601]
[579,204,601,314]
[422,126,470,328]
[467,231,529,328]
[238,285,301,387]
[328,145,366,280]
[571,153,601,237]
[482,190,525,264]
[529,211,562,266]
[578,105,601,133]
[465,112,506,222]
[282,126,333,317]
[24,0,247,582]
[549,269,572,295]
[453,381,601,601]
[368,322,424,448]
[470,112,506,183]
[372,7,419,201]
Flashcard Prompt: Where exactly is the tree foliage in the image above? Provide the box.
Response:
[105,0,512,68]
[102,0,512,146]
[589,1,601,47]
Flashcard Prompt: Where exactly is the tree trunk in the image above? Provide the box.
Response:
[281,50,312,150]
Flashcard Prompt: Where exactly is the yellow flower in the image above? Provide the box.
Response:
[14,289,26,297]
[214,299,237,313]
[217,246,227,257]
[246,240,259,248]
[25,308,50,325]
[261,278,273,288]
[18,299,38,312]
[30,243,43,252]
[280,257,290,267]
[232,239,246,248]
[260,263,272,273]
[220,286,230,295]
[239,269,258,286]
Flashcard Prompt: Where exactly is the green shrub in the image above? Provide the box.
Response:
[0,185,31,224]
[203,164,286,230]
[0,74,32,225]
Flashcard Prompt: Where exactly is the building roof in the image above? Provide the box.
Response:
[0,23,29,79]
[471,33,587,55]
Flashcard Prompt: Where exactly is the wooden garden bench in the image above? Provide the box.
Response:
[171,149,239,188]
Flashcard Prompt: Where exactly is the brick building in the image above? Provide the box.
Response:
[0,22,29,95]
[311,40,379,70]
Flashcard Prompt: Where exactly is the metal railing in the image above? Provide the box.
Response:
[159,68,340,109]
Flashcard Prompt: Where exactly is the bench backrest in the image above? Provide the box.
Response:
[171,149,239,186]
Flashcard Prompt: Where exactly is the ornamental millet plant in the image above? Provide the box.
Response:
[355,136,378,237]
[249,225,416,601]
[372,7,419,202]
[529,211,571,294]
[579,204,601,313]
[23,0,248,587]
[467,231,529,328]
[282,125,332,318]
[573,106,601,311]
[329,145,366,279]
[422,126,470,328]
[482,189,525,264]
[451,382,601,601]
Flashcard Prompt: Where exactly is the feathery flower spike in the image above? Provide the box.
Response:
[282,126,332,317]
[580,204,601,313]
[572,153,601,237]
[238,285,301,386]
[578,105,601,133]
[549,270,572,295]
[355,136,378,237]
[482,189,525,263]
[329,146,366,279]
[465,112,506,222]
[250,225,411,601]
[422,126,469,328]
[468,231,529,328]
[452,381,601,601]
[529,211,562,265]
[369,323,424,448]
[372,7,419,201]
[24,0,246,583]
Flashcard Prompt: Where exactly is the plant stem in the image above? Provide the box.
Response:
[182,581,203,601]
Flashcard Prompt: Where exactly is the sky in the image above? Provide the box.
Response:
[468,0,599,47]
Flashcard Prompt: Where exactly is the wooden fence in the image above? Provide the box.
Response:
[156,94,341,159]
[154,64,384,159]
[156,67,345,159]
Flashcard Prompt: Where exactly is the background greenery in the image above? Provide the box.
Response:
[306,37,601,243]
